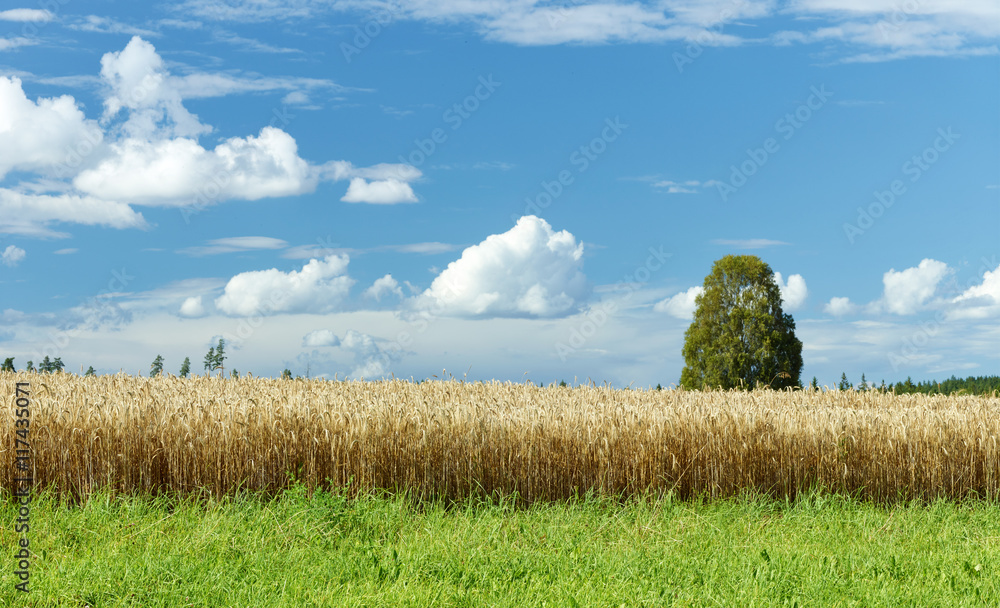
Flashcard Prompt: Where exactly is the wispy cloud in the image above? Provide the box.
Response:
[473,161,515,171]
[0,9,54,22]
[69,15,160,37]
[625,176,721,194]
[381,105,415,118]
[0,37,37,52]
[178,237,289,256]
[175,0,1000,60]
[711,238,790,249]
[212,30,303,54]
[282,241,459,259]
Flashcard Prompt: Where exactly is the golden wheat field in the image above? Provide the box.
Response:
[2,372,998,504]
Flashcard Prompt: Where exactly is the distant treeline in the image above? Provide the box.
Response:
[2,355,998,395]
[830,373,1000,396]
[885,375,1000,396]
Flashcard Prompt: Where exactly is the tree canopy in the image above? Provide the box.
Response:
[150,355,164,377]
[680,255,803,390]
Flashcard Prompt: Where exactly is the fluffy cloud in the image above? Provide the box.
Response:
[364,274,403,301]
[100,36,211,139]
[416,216,588,318]
[74,127,314,206]
[341,178,418,205]
[79,39,418,208]
[340,329,399,379]
[2,36,423,236]
[654,286,704,319]
[1,245,25,267]
[178,296,206,317]
[319,161,422,205]
[774,272,808,311]
[950,262,1000,319]
[302,329,340,347]
[215,254,354,316]
[880,258,950,315]
[299,329,399,378]
[0,189,148,238]
[823,296,856,316]
[0,77,104,179]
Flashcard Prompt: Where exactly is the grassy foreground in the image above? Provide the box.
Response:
[1,486,997,607]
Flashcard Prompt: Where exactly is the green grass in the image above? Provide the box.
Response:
[1,485,997,607]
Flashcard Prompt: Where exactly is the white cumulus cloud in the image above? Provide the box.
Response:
[341,178,418,205]
[179,296,206,317]
[340,329,399,379]
[215,254,354,316]
[654,286,704,319]
[949,261,1000,319]
[364,274,403,301]
[880,258,950,315]
[823,296,856,316]
[99,36,211,139]
[774,272,808,311]
[0,77,104,180]
[1,245,26,267]
[73,127,314,206]
[302,329,340,347]
[1,36,425,232]
[415,215,588,318]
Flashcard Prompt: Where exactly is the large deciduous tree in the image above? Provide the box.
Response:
[680,255,802,390]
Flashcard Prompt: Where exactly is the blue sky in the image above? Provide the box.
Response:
[0,0,997,386]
